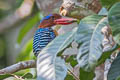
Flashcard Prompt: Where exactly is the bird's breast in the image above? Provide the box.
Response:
[33,28,56,56]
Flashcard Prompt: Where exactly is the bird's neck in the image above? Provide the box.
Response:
[38,26,58,36]
[38,25,55,29]
[38,23,54,28]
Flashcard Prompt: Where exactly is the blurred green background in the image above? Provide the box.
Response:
[0,0,39,68]
[0,0,62,69]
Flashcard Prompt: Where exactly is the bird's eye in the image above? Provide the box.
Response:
[52,16,54,20]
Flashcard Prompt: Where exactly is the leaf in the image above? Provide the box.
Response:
[107,52,120,80]
[75,15,108,71]
[80,68,95,80]
[65,74,75,80]
[37,57,67,80]
[66,56,78,67]
[22,73,33,79]
[0,74,11,80]
[62,41,78,56]
[17,39,35,61]
[100,0,120,9]
[17,12,41,43]
[108,2,120,45]
[37,28,77,80]
[97,44,119,65]
[98,7,108,16]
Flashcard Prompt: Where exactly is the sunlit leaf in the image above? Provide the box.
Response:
[37,28,77,80]
[17,13,41,43]
[37,57,67,80]
[98,7,108,15]
[108,2,120,45]
[75,15,108,71]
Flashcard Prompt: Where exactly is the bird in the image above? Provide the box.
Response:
[33,13,77,57]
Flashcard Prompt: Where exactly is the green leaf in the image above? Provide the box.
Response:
[17,39,35,61]
[107,52,120,80]
[98,7,108,16]
[80,68,95,80]
[65,74,75,80]
[100,0,120,9]
[98,44,119,65]
[17,13,41,44]
[0,74,11,80]
[75,15,108,71]
[66,56,78,67]
[108,2,120,45]
[37,28,77,80]
[22,73,33,79]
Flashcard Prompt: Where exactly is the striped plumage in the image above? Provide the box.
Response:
[33,13,77,56]
[33,27,56,56]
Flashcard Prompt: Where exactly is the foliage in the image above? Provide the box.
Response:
[37,28,77,80]
[100,0,120,9]
[75,15,105,71]
[107,52,120,80]
[1,1,120,80]
[108,2,120,45]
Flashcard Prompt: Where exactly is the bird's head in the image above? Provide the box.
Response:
[39,13,77,28]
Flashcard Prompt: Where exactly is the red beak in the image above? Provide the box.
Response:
[54,18,77,25]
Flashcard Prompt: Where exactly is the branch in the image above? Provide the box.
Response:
[59,0,102,19]
[0,60,36,75]
[101,25,116,52]
[0,0,35,33]
[66,63,80,80]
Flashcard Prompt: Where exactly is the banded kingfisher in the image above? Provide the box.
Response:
[33,13,77,56]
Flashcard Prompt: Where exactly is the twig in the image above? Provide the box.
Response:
[68,68,80,80]
[11,74,24,80]
[0,60,36,75]
[66,63,80,80]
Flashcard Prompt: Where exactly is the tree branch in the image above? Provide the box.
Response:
[0,60,36,75]
[59,0,102,19]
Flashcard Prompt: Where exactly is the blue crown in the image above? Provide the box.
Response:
[40,14,53,23]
